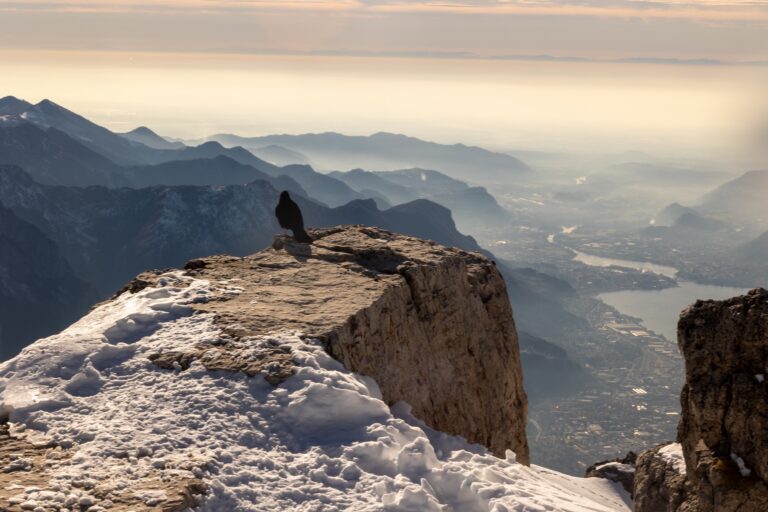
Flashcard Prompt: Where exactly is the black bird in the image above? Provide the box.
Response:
[275,191,312,243]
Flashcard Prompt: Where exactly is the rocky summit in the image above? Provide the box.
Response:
[160,225,529,463]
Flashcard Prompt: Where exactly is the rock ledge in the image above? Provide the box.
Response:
[144,225,529,463]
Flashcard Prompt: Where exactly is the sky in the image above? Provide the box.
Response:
[2,0,768,61]
[1,0,766,158]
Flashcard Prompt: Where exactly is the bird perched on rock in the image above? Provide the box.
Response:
[275,191,312,243]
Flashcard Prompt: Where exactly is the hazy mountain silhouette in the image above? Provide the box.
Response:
[736,230,768,263]
[518,332,589,401]
[119,126,185,150]
[0,202,94,359]
[0,123,127,186]
[670,212,728,232]
[253,144,311,166]
[159,141,279,170]
[127,156,307,197]
[0,97,288,171]
[260,164,364,207]
[0,95,33,115]
[329,168,417,204]
[653,202,700,226]
[9,98,152,165]
[198,131,531,183]
[330,167,509,228]
[696,170,768,230]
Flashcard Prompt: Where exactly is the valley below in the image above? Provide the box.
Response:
[482,213,757,474]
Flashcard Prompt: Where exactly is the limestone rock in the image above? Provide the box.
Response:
[633,443,695,512]
[677,288,768,511]
[585,451,637,495]
[145,225,529,463]
[635,289,768,512]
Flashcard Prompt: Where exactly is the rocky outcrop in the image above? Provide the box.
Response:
[585,451,637,495]
[633,443,694,512]
[145,225,528,463]
[676,288,768,511]
[635,289,768,511]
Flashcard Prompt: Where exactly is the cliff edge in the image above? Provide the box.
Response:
[150,225,529,462]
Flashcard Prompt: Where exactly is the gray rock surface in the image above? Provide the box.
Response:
[633,444,694,512]
[146,225,529,463]
[675,288,768,511]
[635,289,768,512]
[585,451,636,495]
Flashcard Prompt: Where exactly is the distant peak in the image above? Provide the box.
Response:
[127,126,156,136]
[32,99,81,118]
[0,95,33,115]
[0,95,29,105]
[370,131,411,139]
[198,141,224,149]
[35,98,64,109]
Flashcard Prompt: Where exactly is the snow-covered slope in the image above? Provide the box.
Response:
[0,271,629,511]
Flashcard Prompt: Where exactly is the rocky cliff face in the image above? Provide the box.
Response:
[635,289,768,511]
[632,443,693,512]
[175,225,529,462]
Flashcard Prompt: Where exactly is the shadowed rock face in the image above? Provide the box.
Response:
[635,289,768,512]
[585,451,636,495]
[676,288,768,511]
[632,444,694,512]
[153,225,529,464]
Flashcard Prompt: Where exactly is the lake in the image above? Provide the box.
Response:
[572,250,748,341]
[599,283,748,341]
[570,250,678,279]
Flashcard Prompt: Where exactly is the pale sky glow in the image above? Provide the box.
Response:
[1,0,765,160]
[1,0,767,61]
[3,0,768,18]
[3,49,764,159]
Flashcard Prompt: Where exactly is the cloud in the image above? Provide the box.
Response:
[2,0,768,20]
[358,0,768,21]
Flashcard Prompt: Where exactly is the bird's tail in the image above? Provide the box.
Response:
[293,228,313,244]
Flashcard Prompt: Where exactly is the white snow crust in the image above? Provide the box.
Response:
[0,272,630,511]
[658,443,686,475]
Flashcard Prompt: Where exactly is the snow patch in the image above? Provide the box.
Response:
[658,443,686,474]
[594,462,635,474]
[731,453,752,477]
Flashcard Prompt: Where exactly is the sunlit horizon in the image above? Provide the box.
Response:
[4,49,765,165]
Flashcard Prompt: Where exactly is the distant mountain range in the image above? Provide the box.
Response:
[646,170,768,275]
[651,169,768,237]
[330,167,509,229]
[0,96,514,220]
[194,131,531,183]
